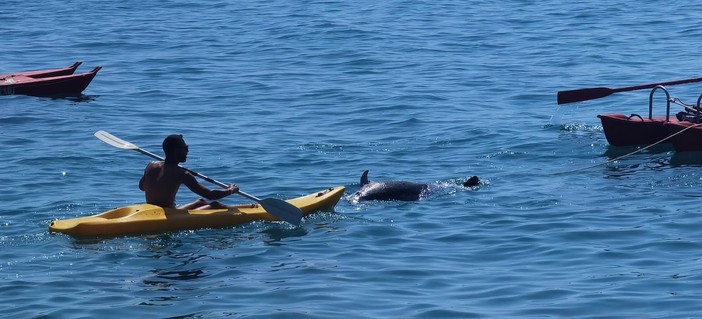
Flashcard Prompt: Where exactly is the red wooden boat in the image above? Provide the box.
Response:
[597,86,681,146]
[0,61,101,97]
[662,97,702,152]
[664,121,702,152]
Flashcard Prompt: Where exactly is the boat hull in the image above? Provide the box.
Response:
[665,122,702,152]
[49,186,346,237]
[598,113,676,146]
[1,63,100,97]
[0,61,82,79]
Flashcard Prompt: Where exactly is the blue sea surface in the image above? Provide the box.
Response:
[3,0,702,318]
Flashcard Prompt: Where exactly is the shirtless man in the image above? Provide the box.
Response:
[139,134,239,210]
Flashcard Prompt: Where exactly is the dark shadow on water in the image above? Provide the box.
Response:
[162,313,204,319]
[143,268,206,289]
[260,226,309,246]
[153,268,204,281]
[670,151,702,167]
[601,161,669,179]
[23,93,98,103]
[599,150,672,179]
[600,144,702,169]
[602,144,674,160]
[142,251,208,290]
[69,232,178,246]
[53,94,97,103]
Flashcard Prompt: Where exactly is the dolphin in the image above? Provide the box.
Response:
[351,170,479,202]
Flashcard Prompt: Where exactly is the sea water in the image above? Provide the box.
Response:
[2,0,702,318]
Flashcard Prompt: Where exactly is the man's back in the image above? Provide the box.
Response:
[139,161,184,208]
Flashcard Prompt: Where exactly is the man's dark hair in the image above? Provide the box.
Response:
[162,134,184,155]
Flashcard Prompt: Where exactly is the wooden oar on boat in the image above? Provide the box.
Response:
[557,76,702,104]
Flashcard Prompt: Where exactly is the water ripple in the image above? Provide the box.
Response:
[3,0,702,317]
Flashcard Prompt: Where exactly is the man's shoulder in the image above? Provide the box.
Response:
[163,162,189,177]
[146,161,164,169]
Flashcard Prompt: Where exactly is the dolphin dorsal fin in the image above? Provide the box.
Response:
[361,170,370,186]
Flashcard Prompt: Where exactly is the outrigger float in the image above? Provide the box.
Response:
[0,61,101,97]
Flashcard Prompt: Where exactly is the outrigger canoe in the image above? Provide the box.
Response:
[0,61,101,97]
[559,77,702,150]
[597,113,677,147]
[597,85,689,147]
[597,86,702,151]
[597,85,702,151]
[49,186,345,237]
[665,120,702,152]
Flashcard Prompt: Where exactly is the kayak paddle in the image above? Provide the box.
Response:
[557,76,702,105]
[94,130,303,225]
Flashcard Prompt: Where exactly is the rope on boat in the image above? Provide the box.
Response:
[555,122,702,175]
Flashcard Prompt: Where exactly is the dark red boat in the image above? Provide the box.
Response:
[664,121,702,152]
[0,61,101,97]
[663,101,702,152]
[598,85,702,152]
[597,86,682,147]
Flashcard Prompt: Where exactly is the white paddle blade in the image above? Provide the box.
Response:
[95,130,139,150]
[258,198,303,225]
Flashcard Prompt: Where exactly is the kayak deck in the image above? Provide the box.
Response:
[49,186,345,237]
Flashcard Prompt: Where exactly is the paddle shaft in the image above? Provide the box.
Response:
[610,77,702,93]
[557,76,702,104]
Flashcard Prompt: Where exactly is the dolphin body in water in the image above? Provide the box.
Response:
[350,170,479,202]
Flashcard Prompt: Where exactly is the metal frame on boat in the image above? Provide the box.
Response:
[664,95,702,152]
[559,77,702,152]
[597,85,678,147]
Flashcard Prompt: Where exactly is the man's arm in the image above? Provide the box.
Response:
[182,171,238,200]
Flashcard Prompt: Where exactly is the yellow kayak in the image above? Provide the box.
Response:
[50,186,345,237]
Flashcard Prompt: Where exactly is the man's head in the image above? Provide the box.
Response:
[162,134,188,163]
